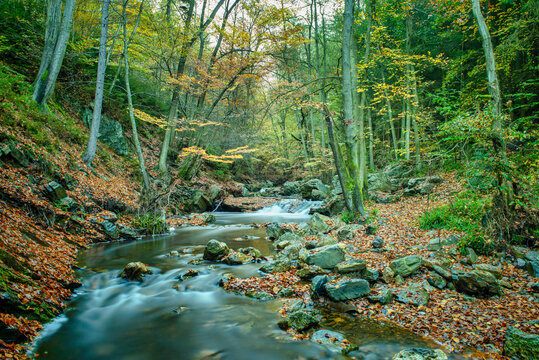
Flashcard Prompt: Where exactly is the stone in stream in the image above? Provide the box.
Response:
[100,221,119,239]
[203,239,230,261]
[392,348,448,360]
[311,329,358,354]
[117,223,138,239]
[179,269,199,280]
[259,258,291,273]
[504,326,539,359]
[324,278,370,301]
[245,290,274,301]
[276,243,303,261]
[119,262,152,281]
[304,244,345,269]
[389,255,423,277]
[238,247,262,259]
[222,252,253,265]
[266,223,291,240]
[287,310,320,331]
[217,273,233,287]
[452,269,502,297]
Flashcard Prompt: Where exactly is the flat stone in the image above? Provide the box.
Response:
[395,286,430,306]
[474,263,502,279]
[335,259,366,274]
[311,329,358,354]
[453,269,501,297]
[324,278,370,301]
[288,310,319,331]
[390,255,423,277]
[223,252,253,265]
[305,244,346,269]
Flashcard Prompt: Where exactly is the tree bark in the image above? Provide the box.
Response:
[32,0,76,109]
[83,0,111,167]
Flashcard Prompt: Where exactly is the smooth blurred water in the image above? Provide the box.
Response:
[32,204,441,360]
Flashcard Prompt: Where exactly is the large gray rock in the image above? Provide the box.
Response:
[266,223,291,240]
[324,278,370,301]
[100,221,119,239]
[301,179,328,200]
[524,251,539,277]
[392,348,447,360]
[82,108,129,155]
[311,329,358,354]
[259,258,291,273]
[474,263,502,279]
[119,262,152,281]
[282,181,301,196]
[297,265,328,280]
[452,270,502,297]
[309,213,331,233]
[390,255,423,277]
[310,275,328,299]
[277,243,303,261]
[304,244,345,269]
[203,239,230,261]
[504,326,539,360]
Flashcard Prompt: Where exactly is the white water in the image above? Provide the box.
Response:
[255,199,323,215]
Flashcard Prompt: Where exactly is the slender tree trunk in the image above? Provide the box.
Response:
[381,69,398,160]
[83,0,110,167]
[122,0,150,189]
[323,105,353,212]
[368,106,375,170]
[33,0,76,109]
[342,0,365,215]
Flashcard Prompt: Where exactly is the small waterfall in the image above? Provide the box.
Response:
[256,199,323,215]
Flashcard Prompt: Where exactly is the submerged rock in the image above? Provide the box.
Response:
[119,262,152,281]
[260,258,291,273]
[287,310,319,331]
[203,239,230,261]
[223,252,253,265]
[392,348,447,360]
[311,329,358,354]
[179,269,199,280]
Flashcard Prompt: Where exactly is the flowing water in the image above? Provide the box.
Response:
[32,202,442,360]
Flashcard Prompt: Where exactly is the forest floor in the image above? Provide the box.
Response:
[225,174,539,359]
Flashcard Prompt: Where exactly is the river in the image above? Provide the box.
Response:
[32,200,440,360]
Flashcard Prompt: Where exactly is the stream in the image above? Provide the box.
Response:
[32,200,441,360]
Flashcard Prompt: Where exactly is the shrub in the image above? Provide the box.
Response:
[340,210,363,224]
[457,233,493,256]
[132,213,167,235]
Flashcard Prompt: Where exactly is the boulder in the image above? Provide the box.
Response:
[246,290,274,301]
[474,263,502,279]
[392,348,447,360]
[282,181,301,196]
[324,279,370,301]
[82,108,129,155]
[433,265,452,280]
[390,255,423,277]
[44,181,67,203]
[277,243,303,261]
[362,268,379,282]
[288,310,319,331]
[217,273,234,287]
[368,288,394,305]
[382,266,395,284]
[179,269,199,280]
[119,262,152,281]
[203,213,216,224]
[239,247,262,258]
[266,223,291,240]
[367,172,391,193]
[309,213,331,233]
[452,269,502,297]
[524,251,539,277]
[259,258,291,273]
[223,252,253,265]
[429,273,447,289]
[372,236,385,249]
[301,179,327,200]
[310,275,328,299]
[304,244,346,269]
[336,226,354,241]
[504,326,539,360]
[297,265,328,280]
[118,224,139,239]
[311,329,358,354]
[203,239,230,261]
[335,259,366,274]
[100,221,119,239]
[465,248,478,264]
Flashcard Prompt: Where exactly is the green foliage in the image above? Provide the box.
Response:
[340,210,363,224]
[419,191,490,234]
[457,233,493,256]
[132,213,166,235]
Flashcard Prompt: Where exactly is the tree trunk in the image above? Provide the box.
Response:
[342,0,365,216]
[32,0,76,109]
[380,69,398,160]
[323,105,353,212]
[82,0,110,167]
[122,0,150,189]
